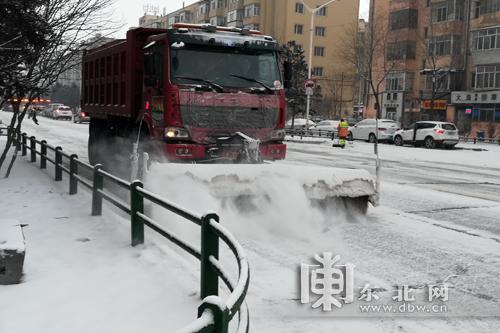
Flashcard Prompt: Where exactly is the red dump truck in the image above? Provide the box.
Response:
[81,25,288,165]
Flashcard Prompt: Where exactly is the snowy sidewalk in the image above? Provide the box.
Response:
[0,156,200,333]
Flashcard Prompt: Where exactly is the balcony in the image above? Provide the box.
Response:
[389,0,419,10]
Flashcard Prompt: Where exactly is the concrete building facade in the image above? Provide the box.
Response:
[138,0,361,119]
[369,0,500,137]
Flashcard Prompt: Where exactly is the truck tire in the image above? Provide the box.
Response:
[88,117,109,166]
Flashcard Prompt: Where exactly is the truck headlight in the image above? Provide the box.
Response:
[271,129,285,140]
[165,127,190,139]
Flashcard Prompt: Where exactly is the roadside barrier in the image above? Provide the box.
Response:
[285,128,336,139]
[460,136,500,145]
[8,128,250,333]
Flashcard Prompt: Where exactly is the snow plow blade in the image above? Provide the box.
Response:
[148,164,375,215]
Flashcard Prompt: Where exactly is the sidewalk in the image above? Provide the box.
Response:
[0,155,199,333]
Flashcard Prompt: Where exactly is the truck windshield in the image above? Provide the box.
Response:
[170,47,281,90]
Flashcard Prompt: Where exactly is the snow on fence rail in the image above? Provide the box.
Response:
[7,128,250,333]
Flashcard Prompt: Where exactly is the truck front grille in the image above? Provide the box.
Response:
[180,105,279,129]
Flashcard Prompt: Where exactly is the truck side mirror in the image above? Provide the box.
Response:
[283,61,292,89]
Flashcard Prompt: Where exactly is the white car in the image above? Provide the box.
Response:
[311,120,340,133]
[348,118,400,142]
[285,118,316,129]
[393,121,459,149]
[52,106,73,120]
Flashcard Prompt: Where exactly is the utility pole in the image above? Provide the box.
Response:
[301,0,338,128]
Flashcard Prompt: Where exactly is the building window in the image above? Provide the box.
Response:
[316,6,326,16]
[227,10,237,22]
[479,0,500,15]
[428,35,452,56]
[294,24,303,34]
[431,0,464,22]
[436,5,448,21]
[314,46,325,57]
[315,26,326,36]
[244,4,260,17]
[475,64,500,89]
[295,2,304,13]
[389,9,418,30]
[312,67,324,76]
[425,74,451,90]
[387,41,416,60]
[472,27,500,51]
[386,72,414,91]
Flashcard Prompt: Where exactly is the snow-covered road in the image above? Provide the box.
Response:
[1,112,499,332]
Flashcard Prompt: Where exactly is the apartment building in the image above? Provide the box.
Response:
[369,0,500,137]
[138,0,360,118]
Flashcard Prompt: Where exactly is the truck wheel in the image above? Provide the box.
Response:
[88,118,109,166]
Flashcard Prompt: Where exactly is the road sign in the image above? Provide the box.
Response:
[305,87,314,96]
[304,79,316,90]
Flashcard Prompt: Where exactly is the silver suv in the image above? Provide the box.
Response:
[393,121,459,149]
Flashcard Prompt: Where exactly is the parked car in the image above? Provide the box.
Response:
[73,109,90,123]
[43,103,64,117]
[393,121,459,149]
[52,106,73,120]
[285,118,316,129]
[348,118,400,142]
[311,120,340,132]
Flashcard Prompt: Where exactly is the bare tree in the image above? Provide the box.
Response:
[418,22,463,120]
[319,71,356,120]
[0,0,118,177]
[337,10,401,204]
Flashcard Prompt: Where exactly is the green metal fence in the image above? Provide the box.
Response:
[8,128,250,333]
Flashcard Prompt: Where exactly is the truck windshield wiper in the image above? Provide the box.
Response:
[230,74,273,93]
[175,76,225,93]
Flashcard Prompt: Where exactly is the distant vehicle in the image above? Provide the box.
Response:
[310,120,340,137]
[44,103,64,117]
[285,118,316,129]
[52,106,73,120]
[311,120,340,132]
[73,109,90,123]
[393,121,459,149]
[348,118,399,143]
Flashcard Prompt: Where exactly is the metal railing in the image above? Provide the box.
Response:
[8,128,250,333]
[460,136,500,145]
[285,128,336,140]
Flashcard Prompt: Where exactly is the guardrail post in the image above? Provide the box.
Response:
[200,213,220,299]
[55,146,63,181]
[21,133,27,156]
[40,140,47,169]
[69,154,78,195]
[92,164,103,216]
[30,136,36,162]
[198,299,229,333]
[130,180,144,246]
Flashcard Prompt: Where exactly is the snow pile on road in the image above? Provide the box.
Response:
[145,163,373,246]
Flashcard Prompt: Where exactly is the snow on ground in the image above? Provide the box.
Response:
[0,149,204,333]
[2,111,500,332]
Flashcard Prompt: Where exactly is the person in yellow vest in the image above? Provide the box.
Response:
[337,119,349,148]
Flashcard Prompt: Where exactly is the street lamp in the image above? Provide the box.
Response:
[301,0,339,128]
